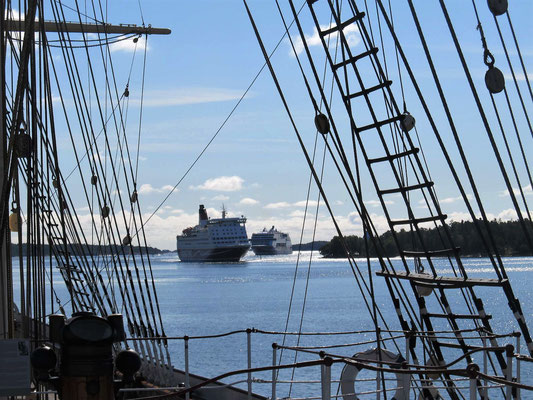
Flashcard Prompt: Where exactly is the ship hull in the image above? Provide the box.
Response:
[251,245,292,256]
[177,245,250,262]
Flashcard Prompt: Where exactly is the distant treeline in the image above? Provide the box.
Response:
[293,241,329,251]
[10,243,169,257]
[319,220,533,258]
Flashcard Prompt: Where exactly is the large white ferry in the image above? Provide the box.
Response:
[176,205,250,262]
[251,226,293,256]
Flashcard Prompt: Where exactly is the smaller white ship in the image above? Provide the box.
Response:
[251,226,293,255]
[176,205,250,262]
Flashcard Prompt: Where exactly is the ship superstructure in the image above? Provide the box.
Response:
[176,205,250,262]
[251,226,293,255]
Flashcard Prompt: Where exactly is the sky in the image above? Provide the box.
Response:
[8,0,533,250]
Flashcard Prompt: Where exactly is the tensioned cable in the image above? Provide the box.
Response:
[471,0,532,220]
[360,2,478,389]
[7,10,133,322]
[86,0,170,364]
[135,1,307,233]
[377,0,484,342]
[396,0,533,358]
[438,0,533,255]
[491,14,533,139]
[281,0,427,353]
[50,0,155,352]
[505,11,533,104]
[52,0,103,24]
[137,0,145,27]
[272,2,338,393]
[82,0,169,365]
[133,34,147,183]
[373,0,512,375]
[304,1,486,390]
[247,1,409,362]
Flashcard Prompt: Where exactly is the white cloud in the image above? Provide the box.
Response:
[335,200,344,206]
[497,208,518,221]
[290,23,360,56]
[264,202,292,209]
[440,196,462,204]
[191,176,244,192]
[293,200,319,207]
[110,35,148,53]
[136,87,244,107]
[288,210,306,218]
[504,72,533,82]
[500,185,532,197]
[447,212,473,222]
[437,194,473,204]
[5,8,21,19]
[364,199,394,208]
[138,183,176,194]
[363,199,386,208]
[266,200,320,209]
[212,195,230,201]
[239,198,259,205]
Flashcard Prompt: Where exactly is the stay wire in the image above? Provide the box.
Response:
[251,0,408,360]
[436,0,533,356]
[273,1,337,392]
[272,0,325,382]
[284,0,425,352]
[341,0,489,376]
[52,1,152,350]
[492,15,533,139]
[439,0,533,254]
[505,11,533,104]
[135,34,148,183]
[136,5,304,233]
[87,0,164,343]
[488,89,532,221]
[393,9,525,371]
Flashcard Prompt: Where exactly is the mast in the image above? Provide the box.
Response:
[0,0,11,340]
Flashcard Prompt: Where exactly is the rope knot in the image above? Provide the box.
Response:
[483,49,495,67]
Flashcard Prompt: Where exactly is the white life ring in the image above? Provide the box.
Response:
[417,380,442,400]
[340,348,410,400]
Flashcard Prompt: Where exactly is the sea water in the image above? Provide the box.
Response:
[154,252,533,398]
[10,252,533,398]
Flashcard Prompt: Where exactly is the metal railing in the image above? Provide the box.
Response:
[125,327,533,400]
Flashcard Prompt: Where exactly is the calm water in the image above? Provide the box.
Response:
[11,252,533,398]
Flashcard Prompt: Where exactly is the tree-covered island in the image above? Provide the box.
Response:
[319,220,532,258]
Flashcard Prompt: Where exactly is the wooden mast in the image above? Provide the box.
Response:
[0,0,11,341]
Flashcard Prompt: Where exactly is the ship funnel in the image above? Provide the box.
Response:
[199,204,208,225]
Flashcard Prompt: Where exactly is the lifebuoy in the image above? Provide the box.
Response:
[340,348,410,400]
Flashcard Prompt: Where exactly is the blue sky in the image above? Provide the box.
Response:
[11,0,532,250]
